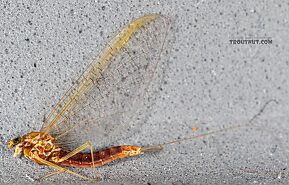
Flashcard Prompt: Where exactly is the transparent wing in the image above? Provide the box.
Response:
[40,14,173,150]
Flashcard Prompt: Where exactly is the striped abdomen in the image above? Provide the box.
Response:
[58,145,142,168]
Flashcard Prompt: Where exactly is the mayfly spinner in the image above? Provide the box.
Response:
[7,13,255,181]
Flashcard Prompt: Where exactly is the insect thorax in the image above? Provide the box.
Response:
[14,132,60,161]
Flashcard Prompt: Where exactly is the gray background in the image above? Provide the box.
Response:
[1,0,289,184]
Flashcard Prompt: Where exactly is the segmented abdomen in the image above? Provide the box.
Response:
[58,145,141,168]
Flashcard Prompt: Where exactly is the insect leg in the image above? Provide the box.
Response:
[36,170,64,181]
[33,153,100,181]
[56,141,97,178]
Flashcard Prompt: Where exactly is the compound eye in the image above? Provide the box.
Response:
[8,137,21,149]
[14,137,21,144]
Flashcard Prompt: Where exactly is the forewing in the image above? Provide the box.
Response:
[41,14,173,150]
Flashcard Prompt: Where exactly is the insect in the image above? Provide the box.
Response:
[6,12,277,181]
[8,13,174,181]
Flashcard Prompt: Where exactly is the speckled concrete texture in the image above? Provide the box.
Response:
[1,0,289,184]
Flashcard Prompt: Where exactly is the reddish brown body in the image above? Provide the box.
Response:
[58,145,142,168]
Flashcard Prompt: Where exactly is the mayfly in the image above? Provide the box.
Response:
[6,13,262,181]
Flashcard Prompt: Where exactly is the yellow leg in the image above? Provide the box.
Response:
[37,170,64,181]
[57,141,97,175]
[57,141,97,179]
[33,153,100,181]
[57,142,93,163]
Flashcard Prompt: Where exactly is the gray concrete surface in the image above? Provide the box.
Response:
[1,0,289,184]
